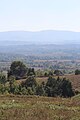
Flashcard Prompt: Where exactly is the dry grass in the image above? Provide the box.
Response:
[65,74,80,91]
[4,74,78,120]
[0,95,80,120]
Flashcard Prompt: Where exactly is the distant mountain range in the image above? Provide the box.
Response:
[0,30,80,45]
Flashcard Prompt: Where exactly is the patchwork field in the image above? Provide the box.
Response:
[0,95,80,120]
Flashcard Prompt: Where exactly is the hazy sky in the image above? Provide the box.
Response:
[0,0,80,32]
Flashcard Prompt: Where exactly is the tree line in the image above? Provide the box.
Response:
[0,61,75,97]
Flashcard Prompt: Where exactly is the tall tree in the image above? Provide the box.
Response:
[8,61,27,79]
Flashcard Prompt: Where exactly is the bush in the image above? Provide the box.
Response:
[45,76,74,97]
[36,82,46,96]
[75,69,80,75]
[54,70,63,76]
[22,76,37,88]
[0,74,7,86]
[27,68,35,76]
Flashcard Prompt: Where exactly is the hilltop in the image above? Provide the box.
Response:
[0,30,80,44]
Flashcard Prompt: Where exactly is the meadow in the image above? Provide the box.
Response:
[0,74,79,120]
[0,95,80,120]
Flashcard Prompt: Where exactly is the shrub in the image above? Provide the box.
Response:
[45,76,74,97]
[75,69,80,75]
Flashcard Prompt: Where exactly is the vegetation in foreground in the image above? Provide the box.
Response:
[0,61,79,120]
[0,95,80,120]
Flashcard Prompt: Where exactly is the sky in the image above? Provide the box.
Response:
[0,0,80,32]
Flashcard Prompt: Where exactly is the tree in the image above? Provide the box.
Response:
[75,69,80,75]
[0,74,7,86]
[8,61,27,79]
[35,69,43,77]
[23,76,37,88]
[44,72,48,77]
[36,82,46,96]
[45,76,58,97]
[61,78,74,97]
[45,76,74,97]
[48,71,53,76]
[27,68,35,76]
[8,76,16,93]
[21,76,37,95]
[54,70,63,76]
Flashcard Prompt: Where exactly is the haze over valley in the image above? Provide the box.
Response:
[0,30,80,45]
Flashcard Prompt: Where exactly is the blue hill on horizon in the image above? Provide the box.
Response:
[0,30,80,45]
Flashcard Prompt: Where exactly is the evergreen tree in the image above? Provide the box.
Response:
[8,61,27,79]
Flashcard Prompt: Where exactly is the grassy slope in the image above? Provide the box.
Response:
[3,74,79,120]
[0,95,80,120]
